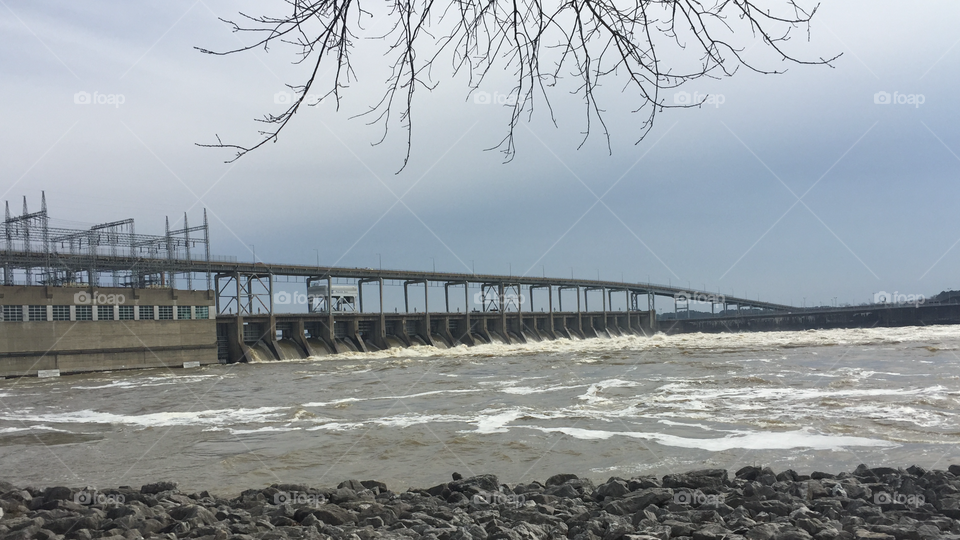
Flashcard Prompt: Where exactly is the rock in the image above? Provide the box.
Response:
[627,477,661,491]
[607,488,672,516]
[451,475,500,493]
[663,470,728,490]
[777,471,801,483]
[140,482,178,494]
[330,487,360,504]
[545,484,580,499]
[314,506,358,526]
[737,467,763,482]
[168,504,219,526]
[545,474,579,487]
[747,524,782,540]
[693,523,732,540]
[775,529,813,540]
[596,479,630,501]
[338,480,366,491]
[854,530,895,540]
[362,480,389,492]
[42,487,72,503]
[3,467,960,540]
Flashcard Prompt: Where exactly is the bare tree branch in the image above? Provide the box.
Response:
[197,0,838,171]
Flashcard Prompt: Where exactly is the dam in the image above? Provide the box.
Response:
[7,194,936,378]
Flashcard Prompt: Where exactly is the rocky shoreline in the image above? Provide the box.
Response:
[2,465,960,540]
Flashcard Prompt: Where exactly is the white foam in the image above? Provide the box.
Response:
[375,413,469,428]
[305,422,363,431]
[579,378,640,404]
[501,384,586,395]
[71,375,224,390]
[529,426,897,451]
[302,397,362,407]
[303,388,482,408]
[0,425,70,434]
[241,325,960,365]
[1,407,289,428]
[229,426,301,435]
[470,409,526,434]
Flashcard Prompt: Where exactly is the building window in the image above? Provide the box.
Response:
[158,306,173,320]
[118,306,134,320]
[2,305,23,322]
[177,306,192,320]
[28,305,46,321]
[139,306,154,320]
[97,305,114,321]
[195,306,209,320]
[76,306,92,321]
[52,305,70,321]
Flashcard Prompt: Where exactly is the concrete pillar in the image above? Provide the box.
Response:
[266,314,284,360]
[293,319,314,356]
[268,274,274,315]
[499,282,508,343]
[602,286,607,332]
[444,283,450,313]
[246,275,253,314]
[516,283,523,340]
[464,281,471,340]
[548,286,554,334]
[424,280,432,345]
[326,275,336,351]
[576,285,582,336]
[230,272,252,362]
[379,278,386,343]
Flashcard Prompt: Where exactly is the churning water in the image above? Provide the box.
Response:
[1,326,958,494]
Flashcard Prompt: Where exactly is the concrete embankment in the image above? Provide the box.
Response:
[2,465,959,539]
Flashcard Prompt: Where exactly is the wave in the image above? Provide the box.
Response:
[70,374,226,391]
[0,407,290,429]
[527,425,897,451]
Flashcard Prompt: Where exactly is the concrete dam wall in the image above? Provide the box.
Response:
[216,310,658,363]
[0,285,217,378]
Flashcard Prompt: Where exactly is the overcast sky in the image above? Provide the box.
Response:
[2,1,959,309]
